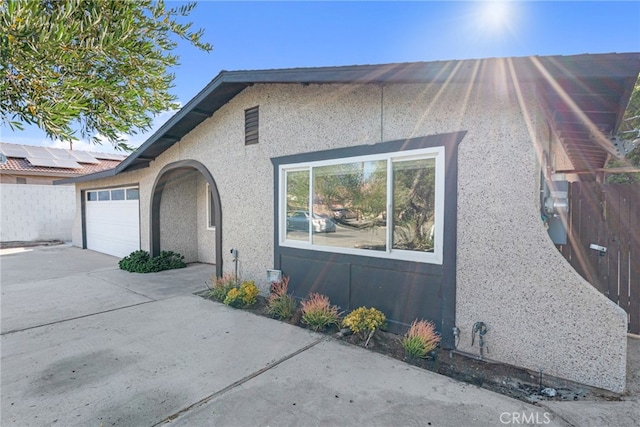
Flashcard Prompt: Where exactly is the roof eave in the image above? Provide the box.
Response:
[54,167,119,185]
[70,53,640,182]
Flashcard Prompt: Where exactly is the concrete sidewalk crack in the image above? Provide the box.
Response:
[0,300,155,336]
[152,336,327,426]
[87,271,159,300]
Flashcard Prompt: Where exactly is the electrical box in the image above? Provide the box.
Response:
[542,179,569,245]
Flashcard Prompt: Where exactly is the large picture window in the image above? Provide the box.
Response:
[279,147,445,264]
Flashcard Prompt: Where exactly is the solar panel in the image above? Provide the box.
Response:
[1,141,124,165]
[54,158,84,169]
[24,145,52,159]
[69,150,100,164]
[26,157,58,168]
[0,143,30,158]
[91,152,126,161]
[27,157,82,169]
[47,148,75,160]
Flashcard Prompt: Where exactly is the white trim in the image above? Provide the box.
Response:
[278,146,445,264]
[86,186,139,202]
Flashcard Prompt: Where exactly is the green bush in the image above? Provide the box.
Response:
[208,273,236,302]
[119,250,186,273]
[300,293,341,331]
[266,276,297,320]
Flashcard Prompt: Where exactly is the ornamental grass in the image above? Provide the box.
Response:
[402,319,441,358]
[300,293,341,331]
[266,276,297,320]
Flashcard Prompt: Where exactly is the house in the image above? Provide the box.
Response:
[59,53,640,393]
[0,143,125,242]
[0,142,125,185]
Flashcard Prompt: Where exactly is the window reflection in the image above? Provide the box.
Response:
[285,170,309,241]
[312,160,387,251]
[392,158,436,252]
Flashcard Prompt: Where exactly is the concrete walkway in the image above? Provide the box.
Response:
[0,245,635,426]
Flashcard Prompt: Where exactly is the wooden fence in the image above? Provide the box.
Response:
[557,182,640,334]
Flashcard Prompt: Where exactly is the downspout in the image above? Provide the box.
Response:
[380,84,384,143]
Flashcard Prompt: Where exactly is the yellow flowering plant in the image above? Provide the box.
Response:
[239,281,259,306]
[219,279,259,308]
[342,307,386,347]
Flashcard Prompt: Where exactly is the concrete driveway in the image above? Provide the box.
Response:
[0,244,614,426]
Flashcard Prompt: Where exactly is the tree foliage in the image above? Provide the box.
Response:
[0,0,212,150]
[618,74,640,147]
[607,74,640,183]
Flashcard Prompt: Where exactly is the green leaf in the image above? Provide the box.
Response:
[0,0,212,148]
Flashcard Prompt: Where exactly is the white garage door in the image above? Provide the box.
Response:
[85,187,140,258]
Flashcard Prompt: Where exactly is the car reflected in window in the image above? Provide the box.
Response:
[286,211,337,233]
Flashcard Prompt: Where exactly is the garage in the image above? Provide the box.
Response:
[85,186,140,258]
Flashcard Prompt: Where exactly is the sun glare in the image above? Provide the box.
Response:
[480,1,510,30]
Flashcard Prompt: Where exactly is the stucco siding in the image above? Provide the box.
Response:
[159,169,199,263]
[71,80,627,392]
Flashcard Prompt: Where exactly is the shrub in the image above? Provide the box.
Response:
[223,287,243,308]
[223,280,259,308]
[300,293,341,331]
[342,307,386,336]
[266,276,297,320]
[118,250,150,272]
[401,319,441,358]
[239,281,259,306]
[119,250,186,273]
[208,273,236,302]
[342,307,386,346]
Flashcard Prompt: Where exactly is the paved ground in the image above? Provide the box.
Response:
[1,245,637,426]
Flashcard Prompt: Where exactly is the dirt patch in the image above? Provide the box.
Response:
[207,294,637,404]
[0,240,65,249]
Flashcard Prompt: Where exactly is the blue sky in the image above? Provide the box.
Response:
[3,0,639,153]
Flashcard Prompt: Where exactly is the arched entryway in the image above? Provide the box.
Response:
[150,160,222,277]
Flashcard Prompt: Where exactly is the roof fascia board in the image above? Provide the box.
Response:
[54,167,118,185]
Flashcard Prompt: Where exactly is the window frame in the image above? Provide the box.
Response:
[86,186,139,202]
[206,183,216,230]
[278,146,445,264]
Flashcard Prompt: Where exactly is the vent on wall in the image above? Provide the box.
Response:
[245,106,259,145]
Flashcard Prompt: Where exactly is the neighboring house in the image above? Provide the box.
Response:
[59,53,640,393]
[0,143,124,242]
[0,142,124,184]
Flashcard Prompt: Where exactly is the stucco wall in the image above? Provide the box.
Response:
[159,169,199,263]
[1,183,75,242]
[70,79,627,392]
[1,174,60,185]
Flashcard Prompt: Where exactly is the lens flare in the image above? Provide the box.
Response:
[480,1,510,30]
